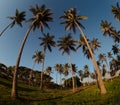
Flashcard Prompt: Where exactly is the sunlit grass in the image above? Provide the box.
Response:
[0,76,120,105]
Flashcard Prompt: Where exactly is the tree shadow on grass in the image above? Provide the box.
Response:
[0,78,37,92]
[0,79,12,88]
[17,87,87,104]
[17,96,59,105]
[18,86,36,92]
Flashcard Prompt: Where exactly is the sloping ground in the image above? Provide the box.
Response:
[58,77,120,105]
[0,76,120,105]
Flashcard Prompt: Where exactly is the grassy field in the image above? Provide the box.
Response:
[0,76,120,105]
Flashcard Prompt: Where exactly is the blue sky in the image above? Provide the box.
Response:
[0,0,119,80]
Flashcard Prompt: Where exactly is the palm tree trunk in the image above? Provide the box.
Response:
[65,76,67,87]
[0,23,12,37]
[56,72,58,84]
[29,70,33,86]
[105,60,111,81]
[29,63,35,86]
[105,60,111,73]
[76,22,107,94]
[60,74,62,85]
[11,24,33,99]
[110,30,120,39]
[40,47,46,90]
[94,69,100,89]
[68,53,75,92]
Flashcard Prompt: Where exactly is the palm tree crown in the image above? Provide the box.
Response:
[54,64,63,75]
[100,20,114,37]
[29,4,53,32]
[98,53,106,63]
[0,9,26,36]
[32,50,44,64]
[77,36,101,59]
[112,2,120,21]
[83,65,90,77]
[60,8,87,33]
[90,38,101,51]
[100,20,120,41]
[107,52,113,59]
[63,63,69,76]
[71,64,77,73]
[8,9,26,27]
[39,33,56,52]
[112,44,120,55]
[57,34,76,55]
[45,66,52,75]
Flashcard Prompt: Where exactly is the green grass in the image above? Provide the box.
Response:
[0,76,120,105]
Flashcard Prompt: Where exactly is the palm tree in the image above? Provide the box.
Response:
[116,55,120,70]
[54,64,59,84]
[77,36,101,83]
[111,30,120,43]
[107,52,113,59]
[110,58,118,71]
[0,9,26,37]
[100,20,120,41]
[112,44,120,55]
[102,64,107,77]
[90,38,101,51]
[39,33,56,90]
[45,66,52,76]
[90,72,96,81]
[54,64,63,85]
[77,35,91,59]
[32,50,44,86]
[77,37,101,59]
[83,65,90,84]
[57,34,76,92]
[63,63,69,77]
[98,53,107,63]
[63,63,69,87]
[83,65,90,78]
[100,20,114,37]
[32,50,44,64]
[11,4,53,99]
[112,2,120,21]
[60,8,106,94]
[78,70,84,81]
[98,53,111,74]
[72,64,77,73]
[72,64,78,87]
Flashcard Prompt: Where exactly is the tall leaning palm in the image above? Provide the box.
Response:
[39,33,56,90]
[32,50,44,86]
[11,4,53,99]
[60,8,106,94]
[57,34,76,92]
[0,9,26,37]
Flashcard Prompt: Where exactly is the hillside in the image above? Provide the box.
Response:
[0,75,120,105]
